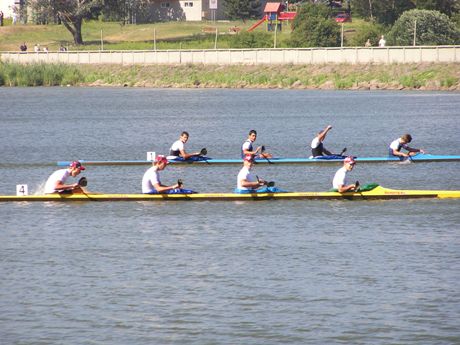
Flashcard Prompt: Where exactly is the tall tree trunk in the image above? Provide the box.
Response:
[59,13,84,45]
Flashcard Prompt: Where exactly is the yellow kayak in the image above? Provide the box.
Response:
[1,186,459,202]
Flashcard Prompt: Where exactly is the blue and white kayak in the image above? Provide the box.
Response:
[56,154,460,166]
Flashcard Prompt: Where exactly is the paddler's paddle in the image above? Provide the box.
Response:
[199,148,210,164]
[339,147,347,156]
[256,176,275,188]
[177,179,183,188]
[354,180,360,192]
[260,145,273,164]
[76,176,97,200]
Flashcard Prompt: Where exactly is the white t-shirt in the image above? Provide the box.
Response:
[389,138,408,152]
[44,169,71,194]
[169,140,185,157]
[311,137,320,149]
[379,38,386,47]
[142,166,161,193]
[237,166,257,190]
[332,166,348,189]
[242,140,252,152]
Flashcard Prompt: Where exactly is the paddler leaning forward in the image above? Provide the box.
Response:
[44,160,86,194]
[235,154,284,194]
[142,155,195,194]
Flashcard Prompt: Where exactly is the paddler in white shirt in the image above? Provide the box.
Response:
[44,161,86,194]
[332,156,359,193]
[389,134,425,159]
[235,154,269,193]
[142,155,182,193]
[241,129,273,159]
[311,125,334,157]
[168,131,204,160]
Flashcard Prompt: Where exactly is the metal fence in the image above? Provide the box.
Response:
[1,46,459,65]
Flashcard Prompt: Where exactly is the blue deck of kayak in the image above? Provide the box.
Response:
[56,154,460,166]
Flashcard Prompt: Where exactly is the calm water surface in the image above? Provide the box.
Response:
[1,88,459,344]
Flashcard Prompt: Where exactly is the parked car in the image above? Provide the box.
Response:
[335,13,351,23]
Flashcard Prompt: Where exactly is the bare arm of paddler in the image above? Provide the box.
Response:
[54,180,82,192]
[337,183,357,193]
[153,181,181,193]
[239,178,266,188]
[178,147,202,160]
[243,146,262,156]
[317,125,333,155]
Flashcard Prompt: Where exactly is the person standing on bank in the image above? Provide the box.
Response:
[332,156,358,193]
[44,161,86,194]
[389,134,425,159]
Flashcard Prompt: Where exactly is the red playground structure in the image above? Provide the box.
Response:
[248,2,297,32]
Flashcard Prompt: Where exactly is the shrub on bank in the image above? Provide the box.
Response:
[0,62,84,86]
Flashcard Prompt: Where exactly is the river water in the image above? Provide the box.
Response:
[1,88,459,344]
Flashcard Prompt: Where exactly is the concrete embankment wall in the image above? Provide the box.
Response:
[1,46,459,65]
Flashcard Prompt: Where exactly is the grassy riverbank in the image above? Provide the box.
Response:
[0,19,369,52]
[1,62,459,90]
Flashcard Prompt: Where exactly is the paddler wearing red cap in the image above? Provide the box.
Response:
[142,155,195,194]
[44,160,86,194]
[332,156,358,193]
[234,154,275,194]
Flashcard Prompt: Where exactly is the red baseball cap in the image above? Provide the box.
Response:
[344,156,356,165]
[69,161,85,170]
[155,155,169,164]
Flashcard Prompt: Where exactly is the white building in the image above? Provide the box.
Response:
[138,0,226,22]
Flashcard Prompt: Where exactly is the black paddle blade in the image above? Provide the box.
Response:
[177,179,183,188]
[354,180,360,192]
[340,147,347,155]
[78,177,87,187]
[200,148,207,156]
[267,181,275,187]
[261,145,266,152]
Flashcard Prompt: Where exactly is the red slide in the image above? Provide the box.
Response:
[247,16,267,32]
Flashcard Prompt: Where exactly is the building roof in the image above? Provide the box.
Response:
[264,2,283,13]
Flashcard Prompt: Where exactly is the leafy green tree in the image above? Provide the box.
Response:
[29,0,103,44]
[387,9,460,45]
[224,0,262,20]
[348,22,385,47]
[416,0,460,17]
[352,0,415,25]
[289,3,341,47]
